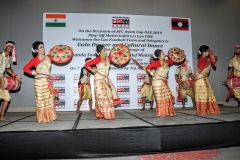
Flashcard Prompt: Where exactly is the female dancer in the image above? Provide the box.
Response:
[23,41,58,123]
[146,49,176,117]
[194,45,220,115]
[84,45,121,120]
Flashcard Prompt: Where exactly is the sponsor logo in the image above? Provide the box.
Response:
[112,17,130,28]
[74,74,80,83]
[138,98,151,106]
[52,74,65,83]
[120,98,130,107]
[74,87,79,96]
[117,86,130,95]
[137,85,142,94]
[137,74,145,82]
[116,74,129,83]
[54,87,65,96]
[74,99,87,108]
[55,99,65,109]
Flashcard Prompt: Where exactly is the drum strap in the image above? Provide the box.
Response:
[179,67,182,80]
[179,66,188,80]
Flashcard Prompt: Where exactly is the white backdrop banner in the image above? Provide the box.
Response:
[43,13,193,111]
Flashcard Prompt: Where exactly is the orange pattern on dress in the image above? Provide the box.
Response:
[153,80,176,117]
[95,79,116,120]
[34,57,57,123]
[35,77,57,123]
[194,77,220,115]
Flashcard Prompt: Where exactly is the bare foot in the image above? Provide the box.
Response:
[97,117,104,120]
[150,108,153,111]
[0,117,9,122]
[76,110,82,114]
[182,107,186,110]
[140,108,145,111]
[90,109,95,112]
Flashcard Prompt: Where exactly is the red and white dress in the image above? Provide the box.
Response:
[85,56,121,120]
[146,59,176,117]
[194,57,220,115]
[23,55,57,123]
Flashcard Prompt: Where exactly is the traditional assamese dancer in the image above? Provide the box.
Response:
[146,49,176,117]
[194,45,220,115]
[76,58,95,113]
[175,59,195,109]
[84,45,122,120]
[0,41,21,121]
[132,57,154,111]
[226,44,240,112]
[23,41,58,123]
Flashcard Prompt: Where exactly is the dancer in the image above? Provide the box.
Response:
[76,58,94,113]
[194,45,220,115]
[175,59,195,109]
[227,44,240,112]
[23,41,58,123]
[132,57,154,111]
[0,41,21,121]
[84,45,121,120]
[146,49,176,117]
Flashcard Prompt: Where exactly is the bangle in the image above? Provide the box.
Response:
[31,70,37,76]
[92,69,97,74]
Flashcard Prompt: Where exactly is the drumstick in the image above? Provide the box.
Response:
[132,58,138,64]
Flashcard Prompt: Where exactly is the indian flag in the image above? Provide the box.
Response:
[45,14,66,27]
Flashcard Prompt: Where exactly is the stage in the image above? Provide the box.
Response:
[0,105,240,159]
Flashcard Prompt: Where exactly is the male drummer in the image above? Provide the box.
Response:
[76,58,95,113]
[175,59,195,109]
[0,41,21,121]
[227,44,240,112]
[132,57,154,111]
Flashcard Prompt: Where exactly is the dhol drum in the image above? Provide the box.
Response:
[49,45,73,64]
[109,44,131,67]
[168,47,186,64]
[180,80,194,90]
[226,78,240,89]
[0,76,21,90]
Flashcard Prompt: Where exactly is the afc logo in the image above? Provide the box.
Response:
[73,74,80,83]
[117,86,130,95]
[112,17,130,28]
[116,74,129,83]
[137,85,142,94]
[137,74,145,82]
[52,74,65,83]
[138,98,151,106]
[120,98,130,107]
[55,99,65,109]
[54,87,65,96]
